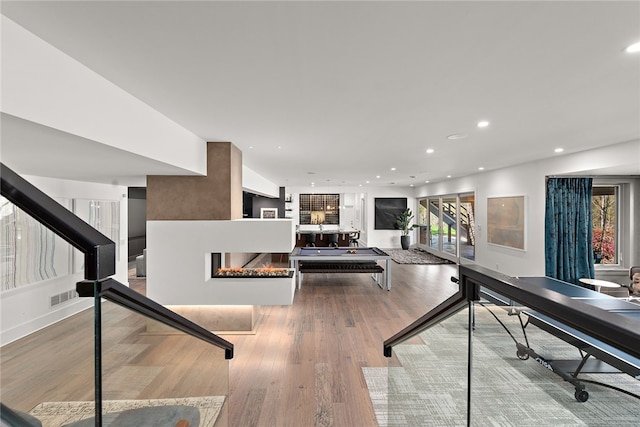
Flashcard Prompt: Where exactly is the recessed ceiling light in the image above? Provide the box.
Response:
[478,167,485,171]
[447,133,468,140]
[248,146,253,149]
[425,180,430,183]
[426,148,434,154]
[477,120,490,128]
[277,146,282,149]
[376,175,381,179]
[447,175,452,178]
[366,180,370,184]
[391,167,396,171]
[410,184,414,187]
[554,148,564,153]
[625,41,640,53]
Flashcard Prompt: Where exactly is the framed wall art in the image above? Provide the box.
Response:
[487,196,526,250]
[260,208,278,219]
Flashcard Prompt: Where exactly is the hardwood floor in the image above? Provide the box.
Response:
[0,261,459,426]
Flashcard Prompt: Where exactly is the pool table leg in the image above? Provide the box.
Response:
[386,260,391,290]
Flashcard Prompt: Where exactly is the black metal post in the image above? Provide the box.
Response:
[94,280,102,427]
[467,300,473,427]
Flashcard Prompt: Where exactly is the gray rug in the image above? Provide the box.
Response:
[364,304,639,426]
[385,248,454,265]
[29,396,225,427]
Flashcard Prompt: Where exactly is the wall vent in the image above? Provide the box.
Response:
[50,289,77,308]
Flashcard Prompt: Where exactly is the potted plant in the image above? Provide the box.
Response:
[396,208,417,250]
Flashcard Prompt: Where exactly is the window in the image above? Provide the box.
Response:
[592,185,618,265]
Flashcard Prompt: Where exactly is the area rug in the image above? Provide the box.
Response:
[28,396,225,427]
[385,248,454,265]
[363,305,639,426]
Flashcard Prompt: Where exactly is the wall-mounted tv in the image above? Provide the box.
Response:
[374,197,407,230]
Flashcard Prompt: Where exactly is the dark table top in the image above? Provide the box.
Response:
[291,246,389,258]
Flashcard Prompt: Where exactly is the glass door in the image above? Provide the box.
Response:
[417,192,476,262]
[428,197,440,251]
[418,199,429,246]
[459,193,475,261]
[441,195,458,257]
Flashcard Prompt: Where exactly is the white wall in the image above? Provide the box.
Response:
[0,175,129,345]
[414,140,640,278]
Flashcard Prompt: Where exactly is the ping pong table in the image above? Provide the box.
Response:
[478,275,640,402]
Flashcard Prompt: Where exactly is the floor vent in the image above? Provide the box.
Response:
[50,289,77,308]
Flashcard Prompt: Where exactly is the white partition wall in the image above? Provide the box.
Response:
[147,218,296,306]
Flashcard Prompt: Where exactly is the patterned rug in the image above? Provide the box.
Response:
[384,248,454,265]
[364,304,639,426]
[29,396,225,427]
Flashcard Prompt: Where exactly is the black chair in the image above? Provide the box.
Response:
[305,232,317,247]
[629,266,640,292]
[328,233,339,247]
[349,231,360,247]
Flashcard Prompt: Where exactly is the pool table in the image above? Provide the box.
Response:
[289,246,392,290]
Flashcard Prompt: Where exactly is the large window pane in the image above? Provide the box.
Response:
[592,186,618,264]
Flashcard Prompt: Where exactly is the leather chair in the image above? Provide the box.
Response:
[305,233,317,247]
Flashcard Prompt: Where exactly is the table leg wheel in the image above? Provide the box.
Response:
[574,389,589,402]
[516,350,529,360]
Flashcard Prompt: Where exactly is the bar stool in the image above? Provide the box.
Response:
[305,233,317,247]
[328,233,339,247]
[349,231,360,247]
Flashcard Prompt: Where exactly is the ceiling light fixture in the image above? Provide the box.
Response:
[391,167,396,171]
[447,175,452,178]
[478,167,485,171]
[425,180,430,183]
[376,175,381,179]
[426,148,434,154]
[625,41,640,53]
[447,134,468,140]
[477,120,490,128]
[554,148,564,153]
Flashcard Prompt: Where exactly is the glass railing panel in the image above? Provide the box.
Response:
[98,299,230,426]
[0,301,96,423]
[385,305,470,427]
[470,299,639,425]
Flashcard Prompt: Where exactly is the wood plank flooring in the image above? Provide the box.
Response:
[0,261,459,426]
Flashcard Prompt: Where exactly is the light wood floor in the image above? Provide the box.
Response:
[1,261,459,427]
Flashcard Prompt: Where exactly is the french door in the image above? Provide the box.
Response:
[417,192,475,262]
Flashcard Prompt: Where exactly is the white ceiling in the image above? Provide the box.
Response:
[2,1,639,187]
